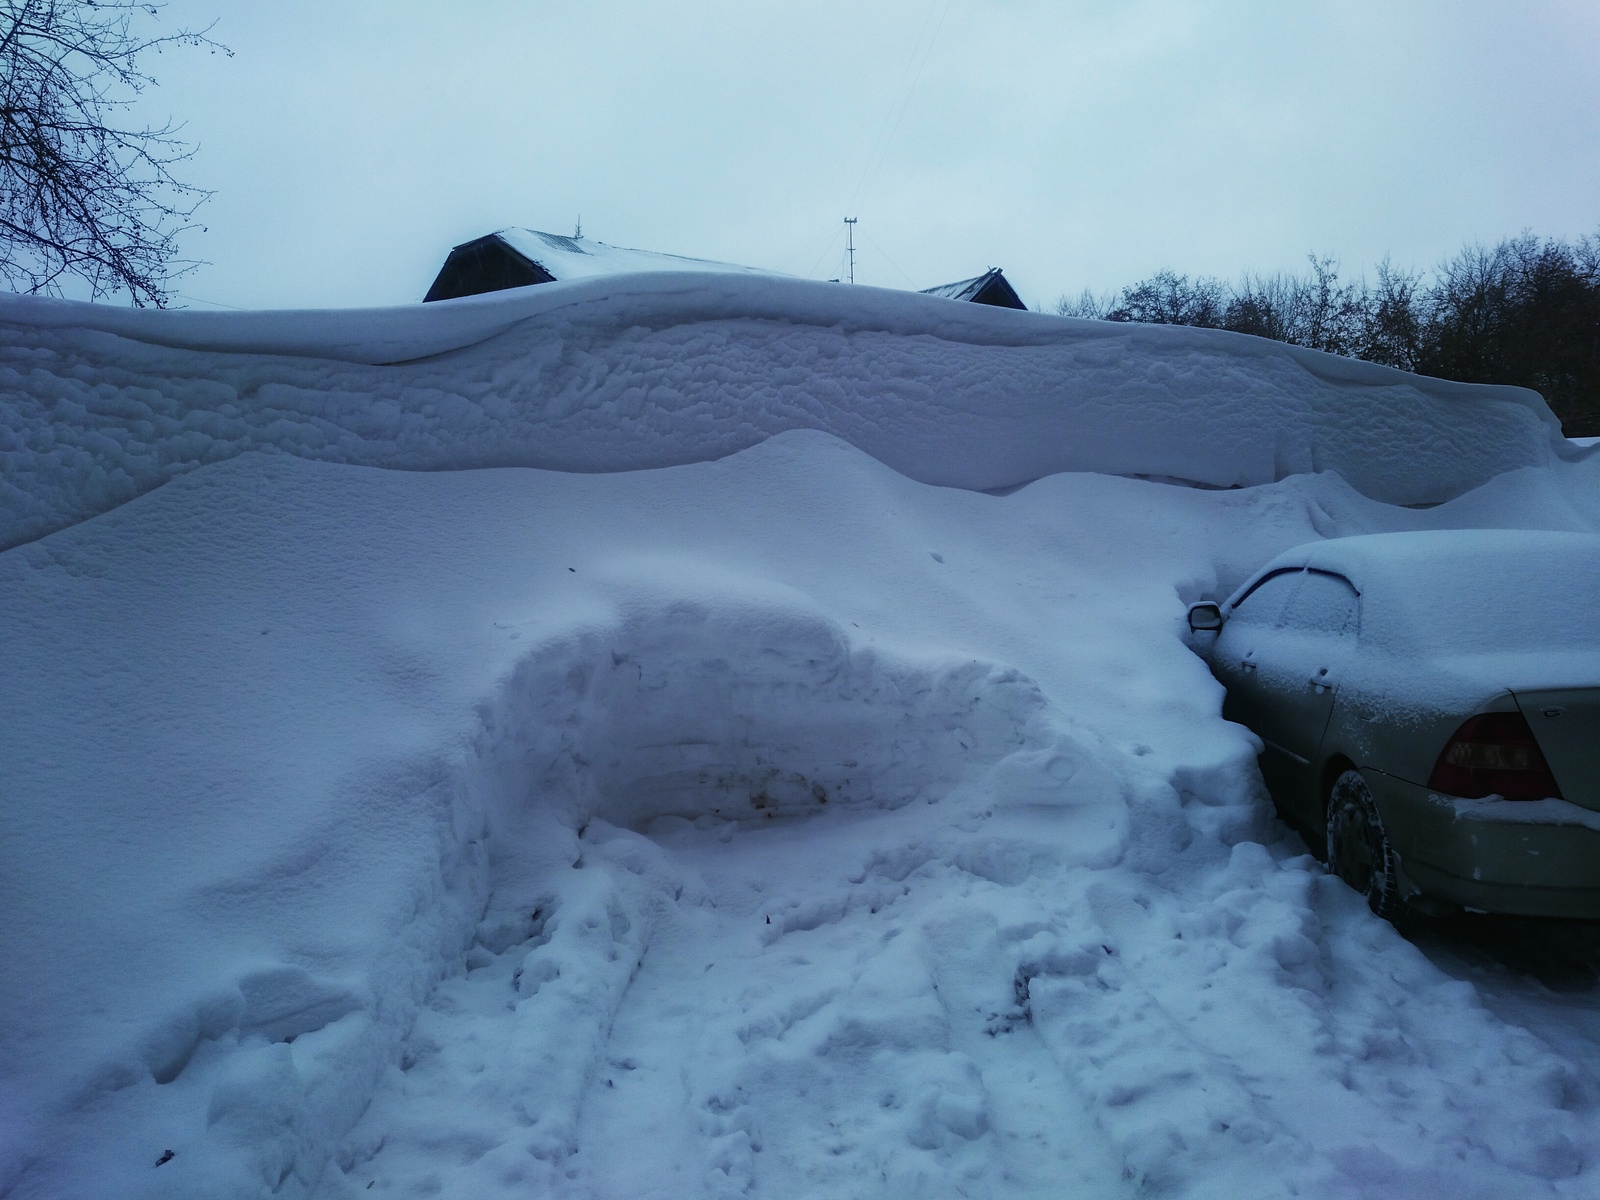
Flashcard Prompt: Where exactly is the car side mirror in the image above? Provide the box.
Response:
[1187,602,1224,633]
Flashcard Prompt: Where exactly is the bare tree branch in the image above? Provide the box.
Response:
[0,0,228,306]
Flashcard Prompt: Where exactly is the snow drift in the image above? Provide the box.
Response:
[0,273,1584,553]
[6,431,1600,1198]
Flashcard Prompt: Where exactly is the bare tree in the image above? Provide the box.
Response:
[1053,232,1600,435]
[1106,270,1227,327]
[1357,258,1423,371]
[1053,287,1115,320]
[0,0,226,306]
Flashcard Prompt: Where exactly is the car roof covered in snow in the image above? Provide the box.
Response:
[1227,529,1600,656]
[493,229,777,281]
[1246,528,1600,591]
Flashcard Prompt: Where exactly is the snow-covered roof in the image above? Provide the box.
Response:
[921,272,994,302]
[919,267,1026,309]
[492,228,774,282]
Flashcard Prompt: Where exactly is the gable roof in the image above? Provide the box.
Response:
[920,268,1026,310]
[424,228,773,301]
[494,228,774,281]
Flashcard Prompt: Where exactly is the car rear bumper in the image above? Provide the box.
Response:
[1364,769,1600,919]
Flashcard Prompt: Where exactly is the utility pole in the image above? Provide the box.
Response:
[844,217,857,284]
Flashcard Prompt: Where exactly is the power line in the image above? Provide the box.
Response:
[781,1,953,289]
[174,293,243,310]
[858,226,917,289]
[805,220,847,279]
[775,218,844,275]
[847,0,954,217]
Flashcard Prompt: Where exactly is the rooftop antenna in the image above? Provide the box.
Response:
[574,215,583,239]
[844,217,857,284]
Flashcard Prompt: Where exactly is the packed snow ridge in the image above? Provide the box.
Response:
[3,276,1600,1199]
[0,272,1587,552]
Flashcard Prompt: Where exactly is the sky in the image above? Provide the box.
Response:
[126,0,1600,311]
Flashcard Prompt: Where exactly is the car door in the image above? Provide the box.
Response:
[1214,566,1302,757]
[1217,569,1361,823]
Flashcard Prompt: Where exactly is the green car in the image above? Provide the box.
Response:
[1188,530,1600,922]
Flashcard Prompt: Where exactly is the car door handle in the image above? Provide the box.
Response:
[1240,659,1257,672]
[1308,667,1335,692]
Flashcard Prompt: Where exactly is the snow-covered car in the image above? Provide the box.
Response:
[1187,529,1600,921]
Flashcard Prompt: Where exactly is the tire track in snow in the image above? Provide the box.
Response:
[324,802,1141,1199]
[320,794,1600,1199]
[562,809,1135,1200]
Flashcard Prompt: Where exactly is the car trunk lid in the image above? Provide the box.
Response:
[1515,688,1600,811]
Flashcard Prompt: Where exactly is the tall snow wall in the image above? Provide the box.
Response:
[0,272,1576,551]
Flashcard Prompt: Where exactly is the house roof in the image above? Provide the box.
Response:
[920,268,1026,310]
[491,229,774,282]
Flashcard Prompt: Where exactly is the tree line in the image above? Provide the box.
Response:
[1055,233,1600,437]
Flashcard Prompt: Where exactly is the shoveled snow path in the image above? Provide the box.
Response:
[332,799,1137,1200]
[562,809,1130,1200]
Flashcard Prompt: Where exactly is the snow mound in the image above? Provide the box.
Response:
[0,272,1581,550]
[478,595,1070,833]
[7,435,1600,1198]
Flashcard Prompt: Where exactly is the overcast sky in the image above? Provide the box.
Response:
[142,0,1600,311]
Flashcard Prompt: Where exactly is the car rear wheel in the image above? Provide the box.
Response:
[1326,769,1407,922]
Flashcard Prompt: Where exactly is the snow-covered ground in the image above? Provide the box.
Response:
[2,277,1599,1199]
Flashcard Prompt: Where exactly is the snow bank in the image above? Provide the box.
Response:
[0,272,1580,551]
[5,429,1600,1199]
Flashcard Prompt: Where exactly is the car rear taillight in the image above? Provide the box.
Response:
[1428,711,1563,801]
